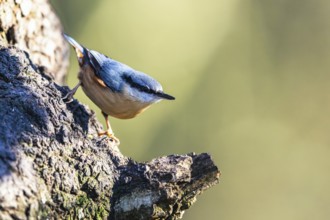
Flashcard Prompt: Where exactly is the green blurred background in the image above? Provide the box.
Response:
[51,0,330,219]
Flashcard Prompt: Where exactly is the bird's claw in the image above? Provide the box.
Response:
[98,130,120,143]
[63,92,75,103]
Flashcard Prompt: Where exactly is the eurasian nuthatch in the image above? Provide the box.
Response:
[63,34,175,142]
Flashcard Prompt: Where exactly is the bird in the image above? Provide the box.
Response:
[63,34,175,143]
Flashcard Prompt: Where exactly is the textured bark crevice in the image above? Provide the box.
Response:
[0,1,220,219]
[0,0,69,84]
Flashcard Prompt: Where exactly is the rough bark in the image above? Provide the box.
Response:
[0,1,220,219]
[0,0,69,84]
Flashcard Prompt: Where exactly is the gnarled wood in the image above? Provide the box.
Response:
[0,1,220,219]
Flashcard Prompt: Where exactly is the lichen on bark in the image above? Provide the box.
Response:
[0,1,220,219]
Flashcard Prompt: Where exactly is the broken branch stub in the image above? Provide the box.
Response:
[0,45,220,219]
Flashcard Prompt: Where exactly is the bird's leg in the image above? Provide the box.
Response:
[63,81,82,103]
[98,111,119,143]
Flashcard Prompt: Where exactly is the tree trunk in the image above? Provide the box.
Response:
[0,1,220,219]
[0,0,69,84]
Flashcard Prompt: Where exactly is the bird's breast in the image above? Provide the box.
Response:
[78,66,153,119]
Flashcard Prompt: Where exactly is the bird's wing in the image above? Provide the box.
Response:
[87,49,175,100]
[87,50,123,92]
[87,50,107,73]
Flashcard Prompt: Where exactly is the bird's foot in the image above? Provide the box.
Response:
[98,130,120,143]
[63,91,75,103]
[63,81,81,103]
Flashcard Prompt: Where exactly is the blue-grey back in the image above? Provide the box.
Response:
[87,50,164,96]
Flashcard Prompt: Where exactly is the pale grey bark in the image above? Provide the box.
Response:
[0,0,69,84]
[0,1,220,219]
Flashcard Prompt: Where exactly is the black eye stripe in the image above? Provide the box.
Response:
[122,75,175,100]
[122,74,153,93]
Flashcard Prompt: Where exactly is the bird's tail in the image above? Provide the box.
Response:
[63,34,85,59]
